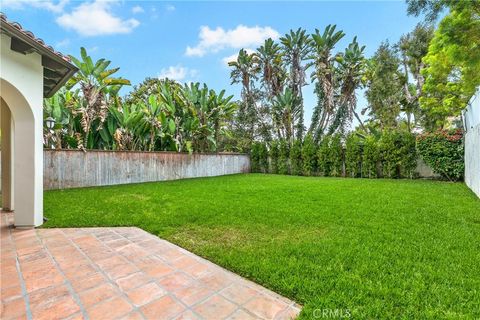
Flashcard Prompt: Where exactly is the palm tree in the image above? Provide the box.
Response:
[308,25,345,139]
[255,38,286,101]
[228,49,260,146]
[272,88,302,144]
[280,28,311,140]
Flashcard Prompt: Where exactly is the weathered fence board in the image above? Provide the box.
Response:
[44,150,250,190]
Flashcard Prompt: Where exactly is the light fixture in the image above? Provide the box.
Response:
[45,117,55,130]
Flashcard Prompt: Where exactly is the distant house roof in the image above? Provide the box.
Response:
[0,13,77,98]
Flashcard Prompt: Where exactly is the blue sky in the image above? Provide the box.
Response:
[2,0,423,126]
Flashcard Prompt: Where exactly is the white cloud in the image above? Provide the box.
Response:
[158,65,198,82]
[55,38,70,48]
[165,4,175,12]
[222,48,255,66]
[2,0,69,13]
[185,25,279,57]
[56,1,140,36]
[131,5,144,14]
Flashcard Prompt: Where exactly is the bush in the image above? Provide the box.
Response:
[330,134,344,177]
[379,130,417,178]
[302,134,317,176]
[278,139,290,175]
[416,129,464,181]
[258,142,269,173]
[290,139,303,176]
[317,136,332,176]
[345,133,362,178]
[362,135,379,178]
[250,142,261,173]
[269,140,279,174]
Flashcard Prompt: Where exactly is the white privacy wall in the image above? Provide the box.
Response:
[463,88,480,198]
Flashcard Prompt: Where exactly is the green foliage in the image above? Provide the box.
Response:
[289,139,303,176]
[364,42,403,128]
[345,133,362,177]
[416,129,464,181]
[317,135,332,176]
[269,140,280,174]
[362,136,380,178]
[302,134,317,176]
[250,142,261,173]
[379,130,417,178]
[278,139,290,175]
[330,134,344,177]
[258,142,269,173]
[419,2,480,128]
[44,49,236,153]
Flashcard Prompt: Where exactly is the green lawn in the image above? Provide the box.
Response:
[44,174,480,319]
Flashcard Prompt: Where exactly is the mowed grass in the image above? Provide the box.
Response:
[44,174,480,319]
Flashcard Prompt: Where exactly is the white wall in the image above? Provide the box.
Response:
[0,33,44,226]
[463,88,480,198]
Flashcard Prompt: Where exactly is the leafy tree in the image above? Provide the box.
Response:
[272,88,302,146]
[364,42,404,129]
[419,2,480,128]
[302,134,317,176]
[398,23,434,130]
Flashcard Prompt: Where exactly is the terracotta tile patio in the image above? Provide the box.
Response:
[0,212,301,319]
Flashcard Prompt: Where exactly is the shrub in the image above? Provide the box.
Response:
[330,134,344,177]
[379,130,417,178]
[250,142,261,173]
[317,135,332,176]
[258,142,269,173]
[416,129,464,181]
[278,139,290,175]
[290,139,303,176]
[302,134,317,176]
[362,135,379,178]
[345,133,362,178]
[269,140,280,174]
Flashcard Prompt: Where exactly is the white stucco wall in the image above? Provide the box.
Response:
[0,33,44,226]
[463,89,480,198]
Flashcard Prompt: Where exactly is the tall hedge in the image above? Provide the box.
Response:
[250,142,261,173]
[269,140,280,174]
[362,135,379,178]
[278,139,290,175]
[345,133,362,178]
[330,134,344,177]
[258,142,269,173]
[302,134,317,176]
[416,129,464,181]
[379,130,417,178]
[290,139,303,176]
[317,135,332,176]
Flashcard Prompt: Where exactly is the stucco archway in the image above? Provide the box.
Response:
[1,79,43,227]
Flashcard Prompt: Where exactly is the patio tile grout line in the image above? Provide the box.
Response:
[112,228,296,319]
[60,228,148,320]
[107,227,205,320]
[6,217,33,320]
[36,229,90,320]
[109,228,282,320]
